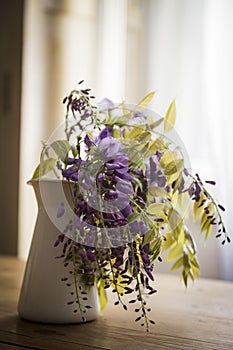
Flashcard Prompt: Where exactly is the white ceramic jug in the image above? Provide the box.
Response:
[18,179,100,323]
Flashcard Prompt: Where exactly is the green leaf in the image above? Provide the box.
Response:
[113,127,121,139]
[32,158,56,179]
[166,242,183,261]
[50,140,71,162]
[145,138,166,158]
[136,91,156,110]
[127,212,141,224]
[138,131,151,143]
[184,229,197,254]
[98,280,108,311]
[164,100,176,133]
[183,247,191,272]
[143,229,156,245]
[190,256,199,270]
[148,116,164,130]
[126,126,145,139]
[171,257,183,271]
[191,258,200,277]
[148,186,169,198]
[151,237,162,261]
[161,232,175,252]
[172,172,183,192]
[182,270,188,287]
[146,203,166,216]
[164,159,184,176]
[205,223,213,240]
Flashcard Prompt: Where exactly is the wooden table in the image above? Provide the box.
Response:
[0,256,233,350]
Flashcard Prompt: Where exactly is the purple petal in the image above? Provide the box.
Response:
[84,135,92,149]
[115,167,129,174]
[62,166,78,179]
[116,179,134,194]
[156,150,162,160]
[115,172,134,181]
[99,98,114,110]
[105,162,121,170]
[99,137,122,158]
[145,268,154,281]
[70,173,79,182]
[121,204,133,218]
[134,110,147,119]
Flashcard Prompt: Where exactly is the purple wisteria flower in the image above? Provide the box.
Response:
[99,127,113,140]
[99,136,122,159]
[99,97,114,111]
[50,83,229,333]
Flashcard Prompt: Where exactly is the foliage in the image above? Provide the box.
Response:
[32,81,230,331]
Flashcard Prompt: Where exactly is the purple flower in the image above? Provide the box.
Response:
[62,166,79,180]
[99,97,114,110]
[99,137,122,159]
[105,162,121,170]
[134,110,147,119]
[67,158,82,165]
[156,150,162,160]
[157,175,166,188]
[142,254,151,265]
[84,135,93,150]
[116,179,134,194]
[121,204,133,218]
[99,128,112,140]
[86,249,96,262]
[145,268,154,281]
[115,172,134,181]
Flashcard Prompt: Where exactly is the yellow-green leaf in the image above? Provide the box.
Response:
[161,232,175,252]
[164,159,184,176]
[147,203,166,216]
[171,257,183,271]
[113,128,121,139]
[51,140,70,161]
[138,131,151,143]
[143,229,156,245]
[160,150,177,168]
[151,237,163,261]
[136,91,156,110]
[166,242,183,261]
[127,212,141,224]
[98,280,108,311]
[126,125,145,139]
[164,100,176,133]
[148,116,164,130]
[193,192,206,220]
[32,158,56,179]
[148,186,169,198]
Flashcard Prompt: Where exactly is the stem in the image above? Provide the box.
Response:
[189,172,228,240]
[129,241,150,332]
[71,242,85,321]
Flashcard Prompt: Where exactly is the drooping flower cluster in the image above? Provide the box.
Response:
[33,81,230,332]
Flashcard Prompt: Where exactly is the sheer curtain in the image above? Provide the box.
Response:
[19,0,233,280]
[144,0,233,280]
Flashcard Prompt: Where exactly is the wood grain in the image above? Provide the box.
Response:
[0,256,233,349]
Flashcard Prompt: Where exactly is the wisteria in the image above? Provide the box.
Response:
[33,81,230,332]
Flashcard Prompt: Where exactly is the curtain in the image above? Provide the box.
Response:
[145,0,233,280]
